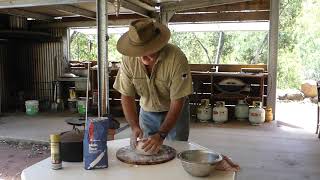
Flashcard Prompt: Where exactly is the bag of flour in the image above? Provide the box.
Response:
[83,117,109,170]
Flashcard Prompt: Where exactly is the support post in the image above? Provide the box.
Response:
[267,0,279,119]
[62,28,70,62]
[96,0,108,116]
[159,7,175,25]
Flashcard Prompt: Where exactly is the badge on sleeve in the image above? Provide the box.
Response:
[182,73,188,80]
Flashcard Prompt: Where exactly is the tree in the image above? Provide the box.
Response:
[70,31,122,62]
[295,0,320,80]
[70,31,97,61]
[276,0,303,89]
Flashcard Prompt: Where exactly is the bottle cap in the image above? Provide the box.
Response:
[50,134,60,142]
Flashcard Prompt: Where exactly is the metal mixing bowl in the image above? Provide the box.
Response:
[177,150,222,177]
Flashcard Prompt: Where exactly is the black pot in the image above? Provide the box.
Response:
[60,130,84,162]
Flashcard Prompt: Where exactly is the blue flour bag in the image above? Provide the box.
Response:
[84,117,109,170]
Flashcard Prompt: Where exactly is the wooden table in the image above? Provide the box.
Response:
[21,139,235,180]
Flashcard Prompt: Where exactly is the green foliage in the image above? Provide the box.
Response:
[70,31,122,62]
[70,32,97,61]
[279,0,303,51]
[221,32,268,64]
[170,31,267,65]
[276,0,303,89]
[108,34,122,62]
[69,0,320,90]
[277,0,320,89]
[170,31,219,64]
[295,0,320,80]
[277,50,302,89]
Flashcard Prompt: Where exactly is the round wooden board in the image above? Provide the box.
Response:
[116,145,176,165]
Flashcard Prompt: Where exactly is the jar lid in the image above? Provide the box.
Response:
[50,134,61,142]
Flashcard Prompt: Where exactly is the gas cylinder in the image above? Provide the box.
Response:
[235,99,249,121]
[265,107,273,122]
[196,99,212,122]
[212,101,228,123]
[249,101,265,125]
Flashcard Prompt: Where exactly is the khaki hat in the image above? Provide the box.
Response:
[117,18,171,57]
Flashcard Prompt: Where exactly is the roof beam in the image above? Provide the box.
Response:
[181,0,270,13]
[31,14,142,28]
[0,8,53,20]
[136,0,156,7]
[119,0,155,17]
[54,5,96,19]
[162,0,256,12]
[0,0,156,18]
[0,0,95,9]
[171,11,270,22]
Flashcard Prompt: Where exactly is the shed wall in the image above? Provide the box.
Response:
[0,27,67,112]
[0,42,10,112]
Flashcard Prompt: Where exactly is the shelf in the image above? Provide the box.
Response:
[211,72,267,78]
[57,77,87,82]
[213,95,262,100]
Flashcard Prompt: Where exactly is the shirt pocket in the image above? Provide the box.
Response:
[132,78,148,97]
[154,78,170,98]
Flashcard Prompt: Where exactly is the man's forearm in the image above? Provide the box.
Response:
[121,95,140,129]
[159,97,185,133]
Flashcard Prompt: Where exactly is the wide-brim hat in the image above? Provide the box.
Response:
[117,18,171,57]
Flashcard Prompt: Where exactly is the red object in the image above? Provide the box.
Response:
[89,122,94,143]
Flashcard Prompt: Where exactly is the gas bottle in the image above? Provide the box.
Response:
[212,101,228,123]
[235,99,249,121]
[265,107,273,122]
[249,101,265,125]
[196,99,212,122]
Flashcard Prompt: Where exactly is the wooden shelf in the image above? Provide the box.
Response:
[211,72,267,106]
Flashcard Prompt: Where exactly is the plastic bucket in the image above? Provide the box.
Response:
[25,100,39,115]
[77,99,86,115]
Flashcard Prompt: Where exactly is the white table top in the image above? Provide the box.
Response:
[21,139,235,180]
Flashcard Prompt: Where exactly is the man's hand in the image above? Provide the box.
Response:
[142,133,164,154]
[130,127,143,148]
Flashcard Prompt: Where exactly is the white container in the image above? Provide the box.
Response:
[212,101,228,123]
[249,101,265,125]
[235,100,249,121]
[25,100,39,115]
[196,99,212,122]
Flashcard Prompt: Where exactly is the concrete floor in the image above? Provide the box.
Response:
[190,122,320,180]
[0,102,320,180]
[0,112,130,142]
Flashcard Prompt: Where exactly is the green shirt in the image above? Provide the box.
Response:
[113,43,193,112]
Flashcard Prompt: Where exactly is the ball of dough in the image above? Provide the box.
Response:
[135,141,157,156]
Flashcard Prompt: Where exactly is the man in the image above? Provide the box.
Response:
[113,18,192,154]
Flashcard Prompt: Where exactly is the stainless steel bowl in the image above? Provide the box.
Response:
[177,150,222,177]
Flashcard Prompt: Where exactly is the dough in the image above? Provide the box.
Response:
[135,141,157,156]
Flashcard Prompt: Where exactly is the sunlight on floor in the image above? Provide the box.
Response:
[276,101,317,133]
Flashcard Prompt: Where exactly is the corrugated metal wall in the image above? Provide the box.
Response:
[0,27,67,111]
[0,42,10,112]
[14,28,66,104]
[15,40,63,101]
